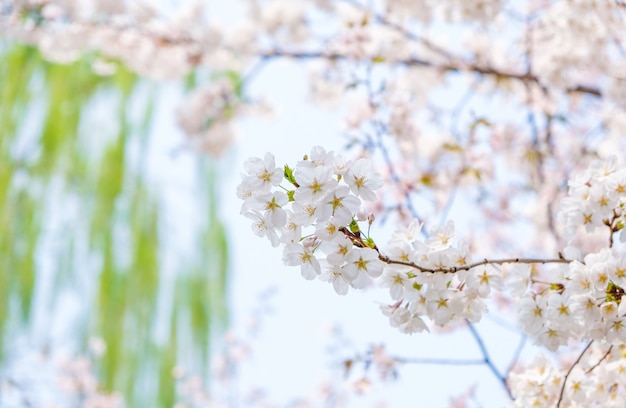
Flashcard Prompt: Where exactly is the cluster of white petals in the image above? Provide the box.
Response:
[176,78,243,156]
[560,157,626,238]
[510,344,626,407]
[378,220,504,333]
[505,158,626,351]
[238,147,383,293]
[239,148,508,334]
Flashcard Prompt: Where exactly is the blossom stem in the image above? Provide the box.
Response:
[556,341,593,407]
[377,254,572,274]
[585,345,613,374]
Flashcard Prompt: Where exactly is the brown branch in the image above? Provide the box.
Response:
[556,341,593,408]
[585,345,613,374]
[3,4,603,98]
[377,254,571,274]
[338,226,571,274]
[260,50,601,97]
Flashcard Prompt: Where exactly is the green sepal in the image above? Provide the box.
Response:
[349,219,360,234]
[284,164,297,185]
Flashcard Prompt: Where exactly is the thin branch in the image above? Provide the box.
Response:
[372,120,427,234]
[466,321,513,400]
[377,254,571,274]
[260,50,602,98]
[556,341,593,408]
[585,345,613,374]
[506,333,527,374]
[3,3,603,98]
[339,0,454,60]
[393,356,487,366]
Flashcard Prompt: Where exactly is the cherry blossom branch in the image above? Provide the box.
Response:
[339,0,455,60]
[392,356,486,366]
[377,253,571,274]
[506,333,527,375]
[556,341,594,408]
[371,121,426,232]
[2,4,605,103]
[466,321,513,399]
[260,50,603,98]
[585,345,613,374]
[340,221,571,274]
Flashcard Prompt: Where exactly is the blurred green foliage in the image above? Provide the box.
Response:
[0,43,228,406]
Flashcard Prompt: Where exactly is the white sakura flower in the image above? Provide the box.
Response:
[545,292,576,331]
[463,297,487,323]
[570,294,601,324]
[242,152,283,192]
[389,218,423,246]
[589,253,612,290]
[425,251,453,270]
[567,261,594,295]
[317,186,361,225]
[426,290,463,326]
[379,266,412,300]
[605,317,626,343]
[280,211,302,244]
[600,301,619,321]
[518,296,546,335]
[319,264,350,295]
[294,165,338,204]
[291,200,321,227]
[315,216,342,241]
[389,306,411,327]
[283,243,321,280]
[330,152,351,176]
[320,235,353,266]
[426,220,455,251]
[536,325,566,351]
[401,316,429,334]
[506,264,533,297]
[343,247,383,280]
[245,211,280,247]
[607,251,626,287]
[468,266,502,297]
[297,146,334,169]
[248,191,288,228]
[344,158,383,201]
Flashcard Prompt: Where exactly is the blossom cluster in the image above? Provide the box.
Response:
[378,219,503,333]
[507,158,626,351]
[559,156,626,239]
[238,147,505,333]
[509,344,626,407]
[238,147,384,288]
[511,252,626,352]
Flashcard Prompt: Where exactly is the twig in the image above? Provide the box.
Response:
[556,341,593,407]
[260,50,602,98]
[585,345,613,374]
[393,356,487,366]
[506,333,527,374]
[377,254,572,274]
[466,321,513,399]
